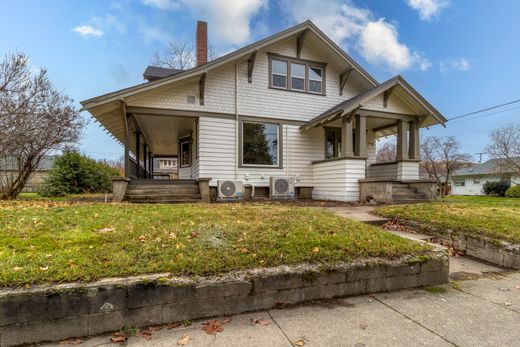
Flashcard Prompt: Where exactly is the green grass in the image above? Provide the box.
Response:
[0,199,428,286]
[377,195,520,243]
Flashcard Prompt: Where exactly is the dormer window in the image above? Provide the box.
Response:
[268,53,326,95]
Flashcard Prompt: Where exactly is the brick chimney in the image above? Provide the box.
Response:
[196,20,208,66]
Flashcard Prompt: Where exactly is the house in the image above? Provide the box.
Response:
[451,158,520,195]
[81,20,446,203]
[153,157,178,179]
[0,156,54,192]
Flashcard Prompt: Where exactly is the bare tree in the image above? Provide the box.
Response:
[420,136,473,197]
[376,138,396,163]
[0,52,84,199]
[485,124,520,176]
[152,41,195,70]
[151,41,220,70]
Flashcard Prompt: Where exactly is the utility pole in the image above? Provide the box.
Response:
[475,152,485,164]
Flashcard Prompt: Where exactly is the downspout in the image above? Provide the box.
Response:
[234,63,238,181]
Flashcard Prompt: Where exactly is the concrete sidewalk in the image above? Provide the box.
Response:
[45,266,519,347]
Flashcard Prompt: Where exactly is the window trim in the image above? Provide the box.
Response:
[267,53,327,95]
[308,65,324,94]
[178,137,192,168]
[271,59,288,90]
[454,179,465,187]
[238,117,283,169]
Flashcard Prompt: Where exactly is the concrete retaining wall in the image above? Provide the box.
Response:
[0,252,448,346]
[403,221,520,269]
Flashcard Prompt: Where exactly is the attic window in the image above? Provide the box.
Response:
[268,53,326,95]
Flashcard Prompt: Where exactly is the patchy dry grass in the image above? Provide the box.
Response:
[0,199,428,286]
[377,196,520,243]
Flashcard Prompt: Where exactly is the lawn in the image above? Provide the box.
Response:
[377,196,520,243]
[0,199,428,287]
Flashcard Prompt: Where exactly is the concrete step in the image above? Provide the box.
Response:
[393,193,428,200]
[126,188,200,195]
[126,194,201,202]
[130,179,197,185]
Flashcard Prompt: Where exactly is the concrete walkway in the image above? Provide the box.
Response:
[47,269,520,347]
[325,205,390,225]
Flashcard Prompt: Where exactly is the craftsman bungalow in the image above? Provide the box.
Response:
[81,20,446,203]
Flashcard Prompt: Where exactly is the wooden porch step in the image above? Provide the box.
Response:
[130,179,197,185]
[126,188,201,195]
[125,179,202,203]
[126,194,201,202]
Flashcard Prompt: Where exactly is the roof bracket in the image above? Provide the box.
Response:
[339,68,354,96]
[199,72,207,106]
[296,29,309,59]
[383,85,397,107]
[247,51,257,83]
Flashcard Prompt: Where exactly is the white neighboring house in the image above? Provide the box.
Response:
[81,20,447,202]
[451,158,520,195]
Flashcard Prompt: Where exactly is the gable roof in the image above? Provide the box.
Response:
[453,158,520,176]
[81,20,378,111]
[143,66,182,81]
[300,75,447,130]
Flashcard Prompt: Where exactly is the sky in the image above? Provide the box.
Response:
[1,0,519,163]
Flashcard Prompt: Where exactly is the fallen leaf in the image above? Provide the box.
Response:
[59,338,83,345]
[39,266,49,271]
[96,227,114,233]
[138,235,146,242]
[250,318,271,326]
[168,322,182,329]
[202,319,224,335]
[514,284,520,289]
[149,326,162,332]
[294,338,306,346]
[222,317,233,324]
[499,287,511,292]
[177,334,189,346]
[359,321,368,330]
[505,302,512,306]
[110,332,127,343]
[241,248,249,253]
[312,247,320,253]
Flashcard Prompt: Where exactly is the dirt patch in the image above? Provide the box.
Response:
[237,199,375,207]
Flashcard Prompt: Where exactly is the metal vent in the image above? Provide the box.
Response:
[219,181,236,197]
[274,178,289,194]
[187,95,196,104]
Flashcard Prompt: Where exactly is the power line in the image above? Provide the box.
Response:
[448,98,520,121]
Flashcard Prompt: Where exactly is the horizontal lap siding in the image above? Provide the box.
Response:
[367,164,398,180]
[313,159,366,201]
[398,162,419,180]
[198,117,236,185]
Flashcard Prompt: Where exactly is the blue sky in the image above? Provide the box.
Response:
[1,0,519,162]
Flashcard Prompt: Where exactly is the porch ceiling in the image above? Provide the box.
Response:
[134,114,195,156]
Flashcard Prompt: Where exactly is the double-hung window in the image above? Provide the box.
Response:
[241,120,281,167]
[309,66,323,93]
[269,54,326,95]
[271,59,287,89]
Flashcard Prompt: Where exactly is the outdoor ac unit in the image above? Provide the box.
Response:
[270,176,295,199]
[217,180,244,200]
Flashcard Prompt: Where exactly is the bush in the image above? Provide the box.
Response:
[482,180,511,197]
[505,185,520,198]
[39,150,120,197]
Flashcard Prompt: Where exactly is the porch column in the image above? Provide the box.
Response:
[341,115,354,157]
[354,114,367,157]
[143,144,148,178]
[135,131,141,178]
[408,120,420,160]
[124,114,130,177]
[149,153,153,178]
[396,119,408,161]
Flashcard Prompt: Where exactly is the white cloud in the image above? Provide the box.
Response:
[72,25,104,37]
[141,0,267,45]
[406,0,450,21]
[280,0,430,72]
[141,0,182,10]
[439,58,470,73]
[139,24,171,44]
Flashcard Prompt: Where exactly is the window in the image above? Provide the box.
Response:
[309,67,323,93]
[325,128,342,159]
[454,179,465,187]
[271,59,287,89]
[269,54,326,95]
[241,121,280,167]
[179,139,191,167]
[473,178,481,184]
[290,62,305,91]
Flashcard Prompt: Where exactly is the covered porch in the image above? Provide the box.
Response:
[300,75,446,202]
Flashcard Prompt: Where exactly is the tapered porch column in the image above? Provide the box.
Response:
[149,153,153,177]
[354,114,367,157]
[135,131,141,178]
[396,119,408,161]
[143,144,148,178]
[408,120,420,160]
[341,115,354,157]
[124,114,130,177]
